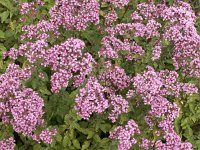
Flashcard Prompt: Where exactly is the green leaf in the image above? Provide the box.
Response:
[0,0,14,10]
[93,135,101,142]
[100,138,110,144]
[33,144,43,150]
[0,30,5,39]
[99,124,111,133]
[181,118,190,129]
[72,139,81,149]
[190,116,196,123]
[55,134,62,143]
[81,141,90,150]
[69,129,75,140]
[50,139,56,148]
[4,29,14,38]
[189,103,195,114]
[87,131,94,139]
[46,91,71,123]
[0,44,6,50]
[81,30,102,46]
[174,117,181,133]
[63,135,71,148]
[0,11,9,23]
[74,123,88,135]
[109,140,118,150]
[39,86,51,95]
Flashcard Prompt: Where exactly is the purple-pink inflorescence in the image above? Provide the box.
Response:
[49,0,99,30]
[133,66,197,149]
[75,77,109,120]
[0,64,56,144]
[0,137,15,150]
[103,0,129,8]
[109,119,140,150]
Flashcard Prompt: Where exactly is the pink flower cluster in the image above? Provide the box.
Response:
[0,64,56,144]
[0,64,31,101]
[75,61,131,122]
[31,128,57,144]
[38,129,57,144]
[6,1,97,93]
[106,20,161,39]
[75,77,109,120]
[129,1,200,73]
[161,2,200,77]
[6,37,94,93]
[5,0,99,94]
[19,0,44,19]
[20,2,36,15]
[75,76,129,122]
[104,1,200,66]
[99,63,131,90]
[105,10,118,26]
[103,0,129,8]
[136,2,159,19]
[0,137,15,150]
[21,21,58,40]
[49,0,99,30]
[99,36,144,59]
[152,41,162,60]
[133,66,197,149]
[140,138,154,150]
[108,94,128,122]
[109,119,140,150]
[43,38,95,92]
[10,88,44,136]
[99,36,124,58]
[4,35,49,62]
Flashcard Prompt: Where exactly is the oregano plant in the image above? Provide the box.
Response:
[0,0,200,150]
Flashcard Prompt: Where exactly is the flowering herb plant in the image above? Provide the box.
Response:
[0,0,200,149]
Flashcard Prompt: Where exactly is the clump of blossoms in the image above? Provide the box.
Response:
[104,1,200,74]
[75,61,130,122]
[10,88,44,136]
[109,119,140,150]
[98,61,131,90]
[105,10,118,26]
[140,138,154,150]
[0,64,56,144]
[43,38,95,92]
[75,76,129,122]
[106,19,161,39]
[99,36,144,60]
[49,0,99,30]
[98,36,125,58]
[19,0,44,15]
[33,129,57,144]
[108,93,129,122]
[134,1,200,76]
[75,77,109,120]
[103,0,129,8]
[161,2,200,77]
[0,63,31,101]
[133,66,197,149]
[5,1,96,92]
[152,41,162,60]
[5,38,95,93]
[0,137,15,150]
[19,2,36,15]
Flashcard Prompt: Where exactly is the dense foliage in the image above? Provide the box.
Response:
[0,0,200,149]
